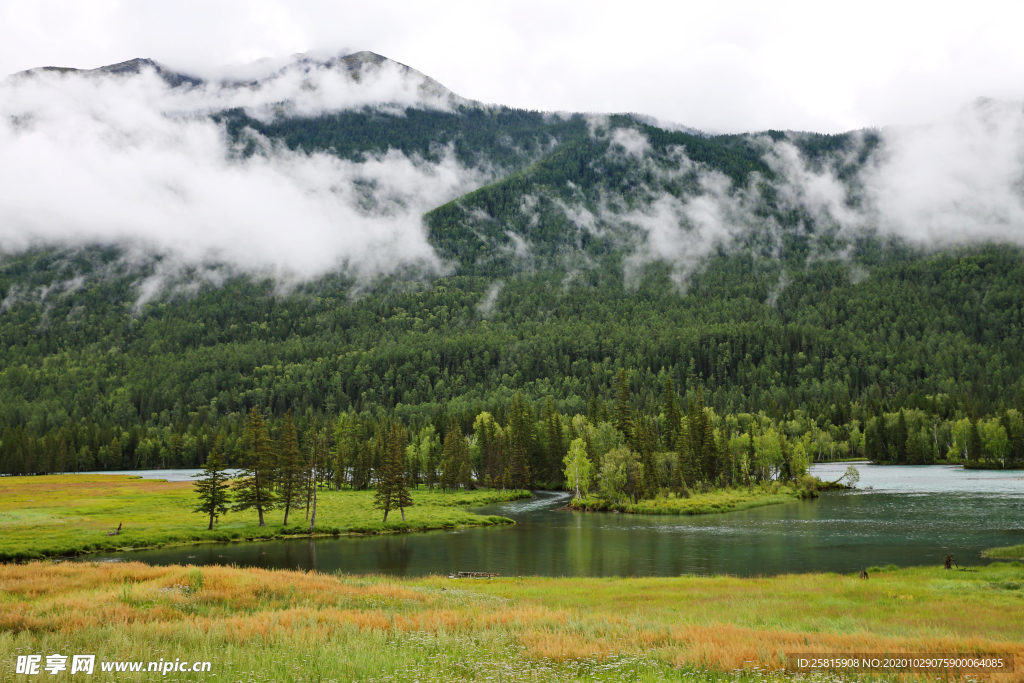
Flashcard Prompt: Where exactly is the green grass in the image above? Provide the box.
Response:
[0,474,529,561]
[1,561,1022,682]
[983,543,1024,559]
[569,483,806,515]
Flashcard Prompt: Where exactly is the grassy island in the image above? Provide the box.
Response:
[0,474,528,561]
[568,482,810,515]
[984,544,1024,560]
[1,561,1021,682]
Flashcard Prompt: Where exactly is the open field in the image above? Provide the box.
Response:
[984,544,1024,560]
[569,483,806,515]
[0,475,528,561]
[1,561,1022,682]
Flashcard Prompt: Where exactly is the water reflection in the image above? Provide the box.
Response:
[92,464,1024,577]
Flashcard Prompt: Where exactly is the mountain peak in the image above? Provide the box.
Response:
[10,57,202,88]
[9,51,463,105]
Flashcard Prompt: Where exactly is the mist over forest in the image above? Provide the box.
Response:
[1,52,1022,479]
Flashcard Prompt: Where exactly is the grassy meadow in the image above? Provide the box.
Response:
[0,474,528,561]
[1,560,1022,682]
[569,483,806,515]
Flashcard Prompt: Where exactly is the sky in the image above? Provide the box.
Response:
[3,0,1024,134]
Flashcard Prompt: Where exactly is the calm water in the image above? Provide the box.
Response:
[91,464,1024,577]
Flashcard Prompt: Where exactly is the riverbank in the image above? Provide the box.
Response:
[568,482,811,515]
[1,561,1021,682]
[0,474,529,561]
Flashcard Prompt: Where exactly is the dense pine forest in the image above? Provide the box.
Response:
[1,98,1022,480]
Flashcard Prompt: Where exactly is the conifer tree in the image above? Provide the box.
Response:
[541,397,565,486]
[375,423,413,522]
[676,418,695,489]
[747,421,757,484]
[662,376,681,451]
[779,433,792,481]
[425,433,439,489]
[508,432,530,491]
[232,407,277,527]
[278,410,303,526]
[441,419,470,490]
[333,412,358,489]
[719,426,733,485]
[637,419,659,499]
[193,434,231,530]
[896,410,908,463]
[613,368,634,442]
[507,392,533,488]
[305,420,324,528]
[969,419,984,464]
[110,437,123,470]
[393,426,414,520]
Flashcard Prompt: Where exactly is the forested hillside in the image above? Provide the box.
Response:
[1,74,1022,478]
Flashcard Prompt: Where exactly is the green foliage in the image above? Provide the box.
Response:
[0,107,1022,480]
[231,407,277,527]
[192,434,231,530]
[562,437,593,501]
[277,410,303,525]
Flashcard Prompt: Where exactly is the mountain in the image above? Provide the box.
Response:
[0,53,1022,476]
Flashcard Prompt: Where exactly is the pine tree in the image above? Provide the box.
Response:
[425,434,439,489]
[687,395,703,482]
[719,426,733,485]
[375,423,413,522]
[169,433,183,468]
[676,418,695,489]
[969,419,984,464]
[541,397,565,486]
[662,376,681,451]
[333,412,358,489]
[779,433,792,481]
[441,419,469,490]
[747,421,757,484]
[896,410,908,463]
[373,438,395,522]
[278,410,303,526]
[232,407,277,527]
[613,368,633,442]
[507,392,533,488]
[110,437,123,470]
[637,419,659,499]
[393,426,414,521]
[193,434,231,530]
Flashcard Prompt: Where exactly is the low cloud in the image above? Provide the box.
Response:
[568,103,1024,285]
[862,99,1024,246]
[0,58,489,298]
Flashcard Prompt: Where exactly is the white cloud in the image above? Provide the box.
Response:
[862,100,1024,246]
[0,63,490,290]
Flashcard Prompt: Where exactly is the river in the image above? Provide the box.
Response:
[89,463,1023,577]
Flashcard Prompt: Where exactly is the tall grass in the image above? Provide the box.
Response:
[0,475,528,561]
[1,561,1021,682]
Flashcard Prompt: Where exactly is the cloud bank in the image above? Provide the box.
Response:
[0,56,486,294]
[567,103,1024,285]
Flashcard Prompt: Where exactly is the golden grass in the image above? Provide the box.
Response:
[0,475,527,560]
[1,561,1021,682]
